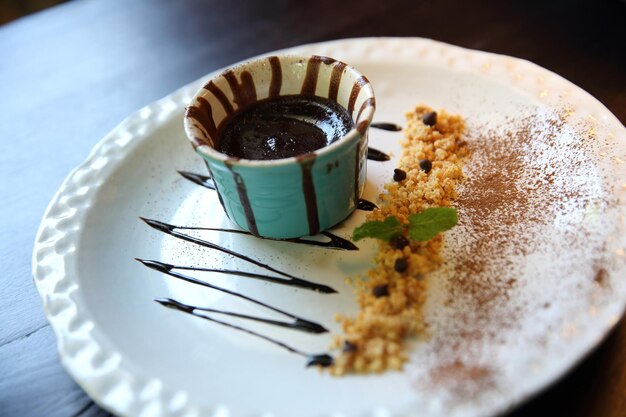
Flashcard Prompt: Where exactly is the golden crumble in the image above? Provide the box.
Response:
[330,106,468,375]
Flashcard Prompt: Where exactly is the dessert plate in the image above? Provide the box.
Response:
[32,38,626,417]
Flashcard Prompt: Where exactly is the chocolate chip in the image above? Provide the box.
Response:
[306,354,334,367]
[394,257,408,273]
[422,111,437,126]
[393,168,407,182]
[372,284,389,297]
[419,159,432,173]
[342,340,358,353]
[389,234,409,249]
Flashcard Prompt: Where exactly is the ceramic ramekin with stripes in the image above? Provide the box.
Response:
[183,55,376,239]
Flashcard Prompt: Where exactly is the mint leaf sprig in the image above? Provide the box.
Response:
[352,207,458,242]
[408,207,458,241]
[352,216,403,242]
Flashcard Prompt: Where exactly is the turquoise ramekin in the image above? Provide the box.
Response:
[183,55,376,239]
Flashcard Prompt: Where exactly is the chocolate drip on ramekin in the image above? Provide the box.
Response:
[204,80,234,114]
[297,154,320,236]
[328,62,347,101]
[302,55,338,96]
[223,70,257,109]
[347,75,368,115]
[186,97,217,145]
[301,56,322,95]
[268,56,282,98]
[224,160,259,236]
[356,98,376,126]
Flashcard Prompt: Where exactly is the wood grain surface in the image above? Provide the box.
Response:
[0,0,624,416]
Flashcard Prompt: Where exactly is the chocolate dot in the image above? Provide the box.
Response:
[419,159,432,173]
[422,111,437,126]
[393,168,407,182]
[389,234,409,249]
[372,284,389,297]
[394,257,408,273]
[342,340,357,353]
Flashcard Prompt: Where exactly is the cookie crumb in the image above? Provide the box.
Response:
[330,106,468,375]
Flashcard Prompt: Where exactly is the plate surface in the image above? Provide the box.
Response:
[33,38,626,417]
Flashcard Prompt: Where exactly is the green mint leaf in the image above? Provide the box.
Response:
[408,207,458,241]
[353,216,403,242]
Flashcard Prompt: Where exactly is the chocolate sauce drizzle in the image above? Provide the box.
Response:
[286,231,358,250]
[154,297,324,332]
[138,257,333,296]
[366,121,400,161]
[175,223,358,251]
[140,218,337,293]
[156,298,333,367]
[178,170,215,189]
[371,122,402,131]
[367,147,391,161]
[357,199,377,211]
[138,259,327,333]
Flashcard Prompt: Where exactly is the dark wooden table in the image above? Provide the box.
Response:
[1,0,625,416]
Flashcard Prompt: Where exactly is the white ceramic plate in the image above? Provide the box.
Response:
[33,38,626,417]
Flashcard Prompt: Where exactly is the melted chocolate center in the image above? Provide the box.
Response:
[218,95,353,160]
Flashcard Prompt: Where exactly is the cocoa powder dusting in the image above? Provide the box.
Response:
[422,109,616,399]
[451,123,540,314]
[428,360,495,399]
